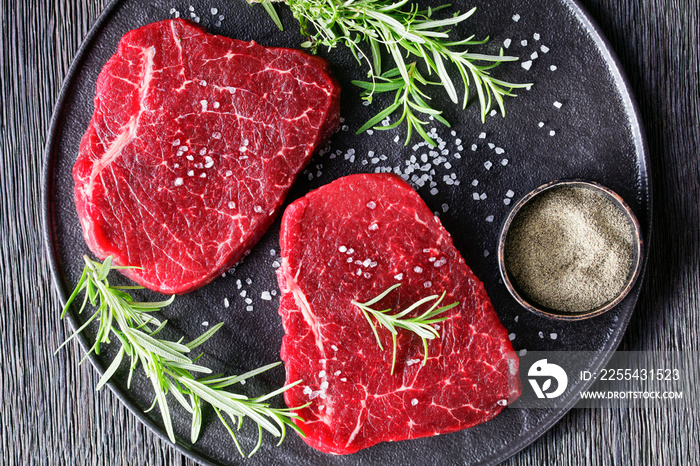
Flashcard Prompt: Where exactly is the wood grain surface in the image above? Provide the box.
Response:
[1,0,698,464]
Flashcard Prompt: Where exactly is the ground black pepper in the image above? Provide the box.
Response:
[505,185,634,313]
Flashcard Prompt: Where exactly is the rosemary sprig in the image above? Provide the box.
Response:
[57,255,306,457]
[351,283,458,374]
[257,0,530,146]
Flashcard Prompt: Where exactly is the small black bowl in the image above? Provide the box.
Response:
[497,180,643,321]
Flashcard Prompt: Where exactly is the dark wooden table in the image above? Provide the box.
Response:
[2,0,698,464]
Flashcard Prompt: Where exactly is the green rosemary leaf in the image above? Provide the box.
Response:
[58,255,304,456]
[351,79,405,92]
[265,0,529,145]
[95,346,125,391]
[62,268,87,318]
[203,361,283,389]
[356,100,402,133]
[260,0,283,31]
[255,379,303,403]
[191,396,203,443]
[185,322,225,350]
[351,283,458,374]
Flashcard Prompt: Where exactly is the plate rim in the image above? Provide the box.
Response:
[41,0,652,464]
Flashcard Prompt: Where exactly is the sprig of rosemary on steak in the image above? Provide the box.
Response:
[351,283,458,374]
[57,255,305,457]
[255,0,530,146]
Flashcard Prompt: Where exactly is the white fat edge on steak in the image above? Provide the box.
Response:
[279,256,343,426]
[280,256,326,355]
[83,46,156,200]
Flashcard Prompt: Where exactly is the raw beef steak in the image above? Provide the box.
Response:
[277,173,521,455]
[74,19,340,294]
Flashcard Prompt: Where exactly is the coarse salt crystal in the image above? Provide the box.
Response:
[411,399,418,406]
[254,205,263,213]
[204,156,214,168]
[550,333,558,340]
[504,38,511,48]
[509,333,516,341]
[501,159,509,166]
[549,130,556,136]
[486,215,494,222]
[318,371,326,378]
[541,45,550,53]
[414,266,423,273]
[368,223,379,231]
[521,40,528,46]
[538,122,545,128]
[423,281,432,288]
[473,192,480,200]
[521,60,533,70]
[174,178,183,186]
[366,201,376,209]
[534,33,541,41]
[261,291,272,301]
[228,201,235,209]
[554,101,563,108]
[394,273,403,280]
[200,100,208,111]
[504,198,512,205]
[512,14,520,22]
[506,190,515,198]
[484,161,493,170]
[531,52,539,60]
[339,245,347,253]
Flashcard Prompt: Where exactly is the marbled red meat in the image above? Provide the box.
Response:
[74,19,340,294]
[277,173,521,454]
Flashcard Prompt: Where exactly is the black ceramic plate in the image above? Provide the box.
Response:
[44,0,650,464]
